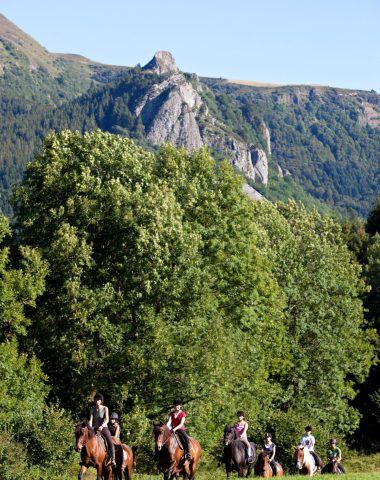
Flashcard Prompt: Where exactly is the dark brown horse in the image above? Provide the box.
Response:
[223,424,257,478]
[294,446,318,476]
[74,422,134,480]
[153,424,202,480]
[254,452,283,477]
[321,459,345,474]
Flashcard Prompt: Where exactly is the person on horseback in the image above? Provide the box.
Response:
[108,412,121,440]
[300,426,322,470]
[234,410,254,463]
[327,438,345,473]
[262,432,277,475]
[88,393,116,467]
[167,398,191,461]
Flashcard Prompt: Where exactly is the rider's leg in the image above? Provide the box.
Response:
[270,460,277,475]
[241,437,253,462]
[177,430,191,460]
[102,427,116,466]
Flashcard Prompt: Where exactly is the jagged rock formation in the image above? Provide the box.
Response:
[135,69,203,149]
[142,51,178,75]
[138,52,269,185]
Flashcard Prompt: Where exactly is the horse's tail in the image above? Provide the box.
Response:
[132,446,137,468]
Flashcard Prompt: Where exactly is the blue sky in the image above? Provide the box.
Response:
[1,0,379,91]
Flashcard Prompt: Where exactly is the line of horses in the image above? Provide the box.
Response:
[74,421,344,480]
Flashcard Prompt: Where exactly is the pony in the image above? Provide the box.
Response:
[254,452,284,477]
[321,458,345,474]
[153,424,202,480]
[223,424,257,478]
[294,445,318,476]
[74,421,134,480]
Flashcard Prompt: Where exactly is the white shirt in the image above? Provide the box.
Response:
[300,434,315,451]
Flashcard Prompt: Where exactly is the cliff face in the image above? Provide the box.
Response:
[135,71,203,149]
[136,52,269,185]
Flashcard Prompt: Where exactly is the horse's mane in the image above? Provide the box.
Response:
[75,421,96,438]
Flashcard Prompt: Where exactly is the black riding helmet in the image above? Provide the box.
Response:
[236,410,245,417]
[110,412,119,420]
[94,393,104,402]
[173,399,182,406]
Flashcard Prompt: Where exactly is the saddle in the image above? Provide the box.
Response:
[96,432,112,466]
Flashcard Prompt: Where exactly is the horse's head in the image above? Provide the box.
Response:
[223,424,236,446]
[294,445,305,470]
[153,423,170,452]
[74,421,92,452]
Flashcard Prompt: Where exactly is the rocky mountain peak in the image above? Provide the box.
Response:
[142,51,178,75]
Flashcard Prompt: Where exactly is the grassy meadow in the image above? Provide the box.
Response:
[61,453,380,479]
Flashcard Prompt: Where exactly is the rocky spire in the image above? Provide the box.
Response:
[142,51,179,75]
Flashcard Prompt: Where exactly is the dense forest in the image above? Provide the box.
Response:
[0,130,379,479]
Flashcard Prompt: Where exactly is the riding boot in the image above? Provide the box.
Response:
[110,442,116,467]
[247,447,254,464]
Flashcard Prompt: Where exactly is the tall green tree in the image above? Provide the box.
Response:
[14,130,286,454]
[252,201,375,438]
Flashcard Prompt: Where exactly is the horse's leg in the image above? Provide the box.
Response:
[78,465,87,480]
[246,463,252,477]
[238,465,245,477]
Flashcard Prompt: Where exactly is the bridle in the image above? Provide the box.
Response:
[155,426,173,451]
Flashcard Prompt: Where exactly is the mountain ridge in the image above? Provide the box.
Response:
[0,13,378,217]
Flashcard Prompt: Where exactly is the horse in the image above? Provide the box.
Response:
[294,445,318,476]
[254,452,284,477]
[153,424,202,480]
[223,424,257,478]
[321,459,345,474]
[74,422,134,480]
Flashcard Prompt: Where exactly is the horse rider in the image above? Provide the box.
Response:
[326,438,345,473]
[262,432,277,474]
[234,410,254,463]
[167,399,192,461]
[300,426,322,470]
[89,393,116,467]
[108,412,121,441]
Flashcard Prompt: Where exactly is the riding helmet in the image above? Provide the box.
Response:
[305,426,312,432]
[173,399,182,406]
[110,412,119,419]
[330,438,337,444]
[94,393,104,402]
[236,410,245,417]
[265,432,272,439]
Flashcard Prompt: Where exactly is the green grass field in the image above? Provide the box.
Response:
[63,453,380,479]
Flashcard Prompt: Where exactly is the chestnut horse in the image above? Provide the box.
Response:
[153,424,202,480]
[75,422,134,480]
[294,445,317,476]
[223,424,257,478]
[254,452,283,477]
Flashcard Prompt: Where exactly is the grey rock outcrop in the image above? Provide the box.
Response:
[142,51,178,75]
[135,71,203,149]
[137,52,269,185]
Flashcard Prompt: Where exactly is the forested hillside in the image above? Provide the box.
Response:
[0,14,379,217]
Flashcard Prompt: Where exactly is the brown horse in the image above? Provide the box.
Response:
[294,446,318,476]
[321,459,345,474]
[254,453,283,477]
[74,422,134,480]
[153,424,202,480]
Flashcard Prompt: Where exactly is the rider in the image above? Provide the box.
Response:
[108,412,121,441]
[167,399,191,461]
[234,410,254,463]
[262,432,277,475]
[299,426,322,470]
[327,438,345,473]
[89,393,116,467]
